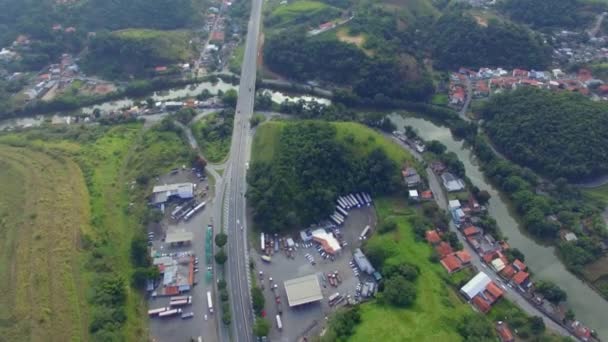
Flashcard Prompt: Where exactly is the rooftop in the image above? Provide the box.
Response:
[461,271,491,299]
[512,271,529,285]
[165,230,194,244]
[284,274,323,307]
[440,254,462,273]
[425,230,441,244]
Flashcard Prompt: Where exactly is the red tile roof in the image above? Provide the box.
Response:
[485,282,504,302]
[513,259,526,272]
[426,230,441,245]
[463,226,479,236]
[456,250,471,264]
[472,295,491,313]
[440,254,462,273]
[500,265,516,279]
[482,253,495,264]
[421,190,433,200]
[496,322,514,342]
[512,271,529,285]
[155,66,168,72]
[435,242,453,257]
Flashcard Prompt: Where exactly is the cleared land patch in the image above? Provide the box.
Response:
[0,146,89,342]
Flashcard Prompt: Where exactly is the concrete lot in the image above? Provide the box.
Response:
[253,206,377,342]
[148,168,219,342]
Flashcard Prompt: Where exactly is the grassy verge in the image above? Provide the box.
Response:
[229,43,245,74]
[350,197,470,342]
[251,121,285,163]
[582,183,608,206]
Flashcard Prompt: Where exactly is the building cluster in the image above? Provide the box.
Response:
[450,66,608,106]
[553,29,608,65]
[197,0,240,74]
[460,272,504,313]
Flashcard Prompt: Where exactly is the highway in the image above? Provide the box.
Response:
[221,0,263,340]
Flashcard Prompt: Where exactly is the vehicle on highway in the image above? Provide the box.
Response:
[276,314,283,331]
[181,312,194,319]
[261,255,272,263]
[207,291,214,313]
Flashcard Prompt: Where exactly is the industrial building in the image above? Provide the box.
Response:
[311,228,342,255]
[283,274,323,307]
[165,230,194,245]
[151,183,195,205]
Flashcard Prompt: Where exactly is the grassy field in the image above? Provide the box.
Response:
[582,183,608,206]
[379,0,439,19]
[267,0,339,28]
[251,121,285,163]
[112,28,195,62]
[333,122,417,167]
[229,43,245,74]
[0,146,90,341]
[350,197,470,342]
[0,123,190,341]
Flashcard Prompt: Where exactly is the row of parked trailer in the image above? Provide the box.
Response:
[148,296,193,319]
[330,193,372,226]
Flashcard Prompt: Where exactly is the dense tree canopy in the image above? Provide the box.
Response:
[431,12,552,70]
[247,122,400,232]
[264,30,435,102]
[481,88,608,181]
[499,0,587,29]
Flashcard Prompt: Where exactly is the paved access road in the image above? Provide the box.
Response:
[221,0,264,340]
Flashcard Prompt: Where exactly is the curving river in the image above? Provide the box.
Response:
[390,113,608,339]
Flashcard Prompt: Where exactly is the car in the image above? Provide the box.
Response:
[194,269,199,273]
[204,314,208,321]
[182,312,194,319]
[207,266,212,271]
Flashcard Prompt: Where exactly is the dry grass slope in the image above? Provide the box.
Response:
[0,146,89,342]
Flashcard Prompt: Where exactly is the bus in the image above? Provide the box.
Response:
[330,215,342,226]
[148,307,167,316]
[159,308,182,318]
[334,212,344,221]
[184,201,206,221]
[337,197,349,209]
[261,233,265,251]
[170,296,189,302]
[364,192,372,203]
[350,194,360,207]
[356,193,365,206]
[170,297,192,307]
[336,206,348,217]
[207,291,214,313]
[276,315,283,331]
[359,225,371,240]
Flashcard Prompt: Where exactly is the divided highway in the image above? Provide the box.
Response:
[221,0,263,340]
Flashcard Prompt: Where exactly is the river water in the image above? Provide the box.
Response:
[0,80,330,130]
[390,113,608,339]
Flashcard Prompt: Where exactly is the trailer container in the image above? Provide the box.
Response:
[207,291,214,313]
[148,307,168,316]
[261,255,272,263]
[276,315,283,331]
[337,206,348,217]
[159,308,182,317]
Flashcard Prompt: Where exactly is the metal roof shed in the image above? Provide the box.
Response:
[284,274,323,307]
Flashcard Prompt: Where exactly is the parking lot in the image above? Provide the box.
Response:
[253,205,377,342]
[147,168,219,342]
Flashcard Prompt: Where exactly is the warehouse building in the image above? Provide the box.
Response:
[151,183,195,205]
[284,274,323,307]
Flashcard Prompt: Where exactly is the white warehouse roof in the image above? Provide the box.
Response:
[461,272,491,299]
[284,274,323,307]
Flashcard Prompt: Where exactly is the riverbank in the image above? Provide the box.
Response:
[389,113,608,340]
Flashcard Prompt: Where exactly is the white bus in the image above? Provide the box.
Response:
[334,212,344,221]
[261,233,265,251]
[364,192,372,203]
[276,315,283,331]
[207,291,214,313]
[356,193,365,205]
[337,206,348,217]
[184,201,206,221]
[359,225,371,240]
[330,215,342,226]
[349,194,360,207]
[338,197,349,209]
[148,307,167,316]
[170,296,189,302]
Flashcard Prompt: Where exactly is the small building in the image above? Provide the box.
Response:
[512,271,530,289]
[564,232,578,242]
[284,274,323,307]
[435,242,453,258]
[463,226,480,237]
[420,190,433,201]
[165,230,194,245]
[500,265,516,279]
[496,321,514,342]
[426,230,441,245]
[353,248,375,275]
[512,259,526,272]
[491,258,506,272]
[451,208,466,225]
[455,250,472,264]
[441,172,465,192]
[151,183,194,205]
[448,200,461,210]
[312,229,341,255]
[402,167,421,188]
[408,189,419,201]
[461,272,492,300]
[441,254,462,273]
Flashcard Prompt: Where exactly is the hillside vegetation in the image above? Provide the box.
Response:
[481,88,608,181]
[248,121,403,232]
[431,11,552,70]
[84,29,196,79]
[498,0,593,29]
[0,122,191,340]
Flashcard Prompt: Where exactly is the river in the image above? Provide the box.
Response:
[0,80,330,130]
[389,113,608,340]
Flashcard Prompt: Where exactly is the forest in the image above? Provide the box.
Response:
[263,30,435,102]
[431,11,552,70]
[498,0,591,29]
[247,121,399,232]
[481,88,608,181]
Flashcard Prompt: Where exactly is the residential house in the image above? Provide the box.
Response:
[441,172,465,192]
[451,208,466,225]
[463,226,480,237]
[408,189,419,201]
[512,271,530,289]
[435,242,453,258]
[491,258,506,272]
[448,199,461,210]
[421,190,433,201]
[512,259,526,272]
[455,250,472,264]
[500,265,516,279]
[430,161,446,173]
[402,167,421,188]
[440,254,462,273]
[512,68,529,78]
[496,321,514,342]
[474,80,490,97]
[426,230,441,245]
